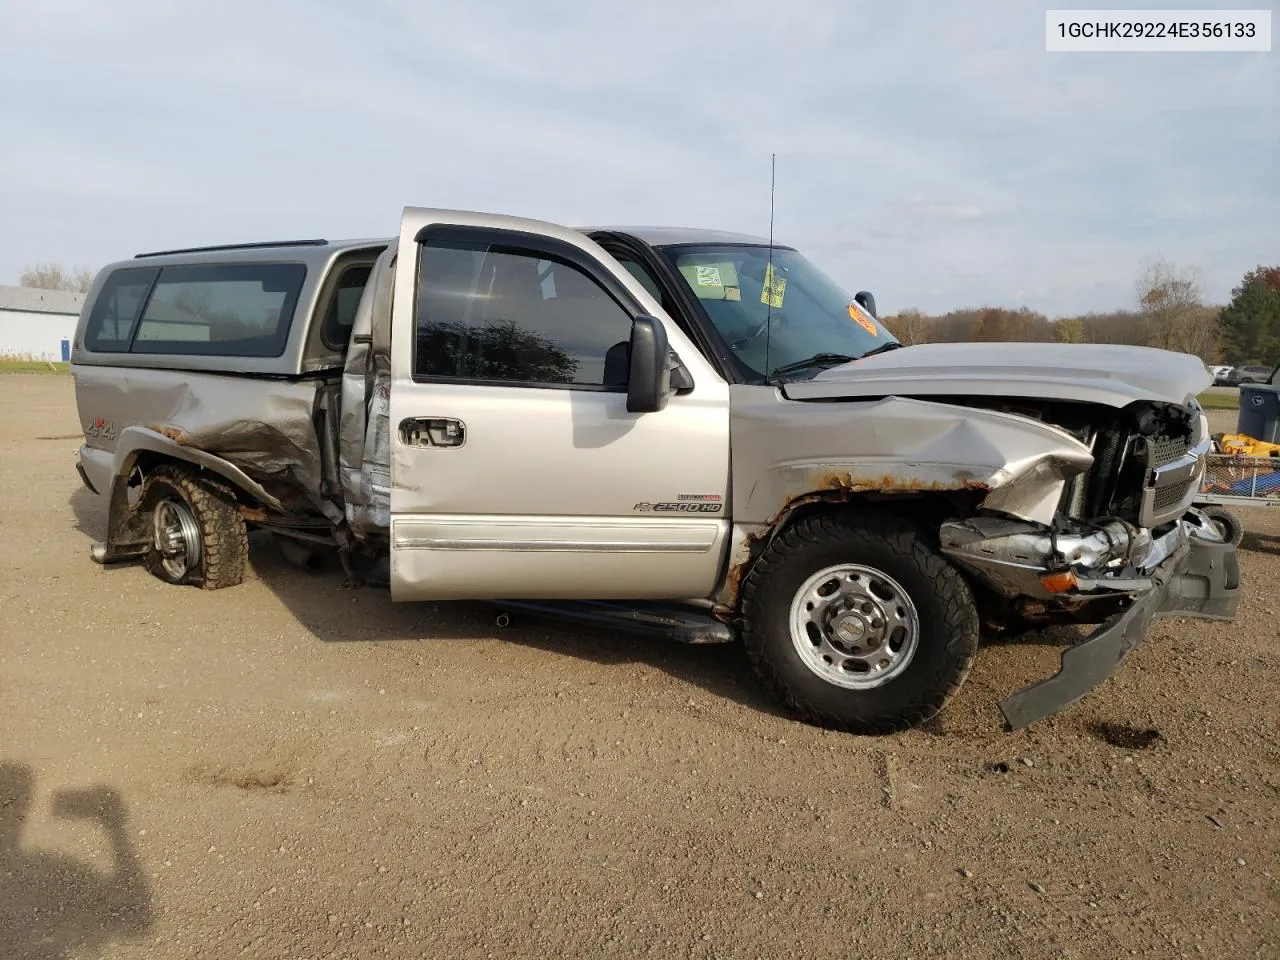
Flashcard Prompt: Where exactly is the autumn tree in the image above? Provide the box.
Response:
[968,307,1050,342]
[20,263,95,293]
[882,308,932,345]
[1218,265,1280,365]
[1136,258,1218,359]
[1052,316,1086,343]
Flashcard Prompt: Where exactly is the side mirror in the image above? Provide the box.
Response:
[854,291,877,319]
[627,316,671,413]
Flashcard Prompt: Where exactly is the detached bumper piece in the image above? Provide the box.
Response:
[998,536,1240,730]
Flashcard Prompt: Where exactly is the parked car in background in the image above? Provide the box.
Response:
[1209,365,1234,385]
[1226,364,1276,386]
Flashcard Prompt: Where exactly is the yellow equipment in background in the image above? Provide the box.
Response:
[1214,433,1280,457]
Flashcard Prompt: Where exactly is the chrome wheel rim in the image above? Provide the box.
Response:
[788,564,920,689]
[153,498,201,580]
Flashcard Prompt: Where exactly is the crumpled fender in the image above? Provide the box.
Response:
[730,392,1095,528]
[112,425,286,512]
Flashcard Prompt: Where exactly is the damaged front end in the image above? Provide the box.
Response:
[938,397,1240,729]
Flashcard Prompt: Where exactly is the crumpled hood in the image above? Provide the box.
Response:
[783,341,1210,408]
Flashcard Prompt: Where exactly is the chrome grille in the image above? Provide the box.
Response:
[1149,434,1190,466]
[1153,482,1188,513]
[1140,430,1208,527]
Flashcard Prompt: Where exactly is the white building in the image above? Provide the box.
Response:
[0,285,86,361]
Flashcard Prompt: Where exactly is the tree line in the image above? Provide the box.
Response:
[881,259,1280,366]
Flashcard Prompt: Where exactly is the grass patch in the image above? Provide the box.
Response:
[0,359,69,375]
[1198,391,1239,411]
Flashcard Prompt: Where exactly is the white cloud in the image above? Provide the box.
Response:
[0,0,1274,316]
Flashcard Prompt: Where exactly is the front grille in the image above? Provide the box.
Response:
[1153,482,1188,513]
[1142,431,1201,526]
[1149,434,1189,466]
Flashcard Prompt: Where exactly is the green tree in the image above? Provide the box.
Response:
[1218,266,1280,364]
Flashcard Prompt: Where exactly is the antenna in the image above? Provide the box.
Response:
[763,153,776,383]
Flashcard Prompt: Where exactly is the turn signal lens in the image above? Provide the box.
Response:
[1040,570,1079,594]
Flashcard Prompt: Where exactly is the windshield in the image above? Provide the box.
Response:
[659,244,899,381]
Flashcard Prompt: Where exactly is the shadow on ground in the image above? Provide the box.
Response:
[256,533,787,720]
[68,492,776,719]
[0,763,153,960]
[68,487,105,544]
[1240,529,1280,556]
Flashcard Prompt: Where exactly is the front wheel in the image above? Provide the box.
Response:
[741,511,979,734]
[1201,506,1245,547]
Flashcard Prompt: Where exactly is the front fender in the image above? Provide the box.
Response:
[729,391,1094,527]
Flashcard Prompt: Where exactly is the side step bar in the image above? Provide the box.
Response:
[490,600,736,645]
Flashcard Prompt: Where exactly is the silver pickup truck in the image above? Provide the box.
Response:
[70,207,1240,733]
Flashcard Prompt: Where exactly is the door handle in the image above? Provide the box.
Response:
[399,417,466,448]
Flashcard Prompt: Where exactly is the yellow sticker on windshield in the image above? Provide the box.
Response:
[761,262,786,308]
[849,303,878,336]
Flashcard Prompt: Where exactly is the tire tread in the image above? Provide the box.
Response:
[740,509,978,734]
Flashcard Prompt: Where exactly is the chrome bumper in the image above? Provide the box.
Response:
[940,510,1216,600]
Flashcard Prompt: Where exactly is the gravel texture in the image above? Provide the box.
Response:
[2,376,1277,959]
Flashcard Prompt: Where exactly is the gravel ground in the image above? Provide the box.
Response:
[2,375,1277,960]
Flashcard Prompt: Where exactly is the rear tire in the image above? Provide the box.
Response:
[1201,506,1244,547]
[741,510,979,734]
[141,465,248,589]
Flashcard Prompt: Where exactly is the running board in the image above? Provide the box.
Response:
[490,600,736,645]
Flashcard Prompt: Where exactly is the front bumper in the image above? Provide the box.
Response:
[997,530,1240,730]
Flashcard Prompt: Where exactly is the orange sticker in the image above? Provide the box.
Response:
[849,303,878,335]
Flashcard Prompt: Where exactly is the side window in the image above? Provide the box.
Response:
[322,263,374,350]
[131,263,306,357]
[615,258,663,304]
[414,240,635,389]
[84,268,158,352]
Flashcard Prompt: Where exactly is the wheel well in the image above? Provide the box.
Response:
[772,490,981,543]
[724,491,985,616]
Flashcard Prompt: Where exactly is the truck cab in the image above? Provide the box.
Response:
[70,207,1241,734]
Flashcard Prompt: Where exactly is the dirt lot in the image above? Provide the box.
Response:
[2,374,1277,960]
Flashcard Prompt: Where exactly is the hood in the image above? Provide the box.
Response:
[782,341,1209,408]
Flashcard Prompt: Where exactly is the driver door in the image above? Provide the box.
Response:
[387,208,732,601]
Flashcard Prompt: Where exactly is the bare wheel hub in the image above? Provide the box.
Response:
[153,498,201,580]
[789,564,920,690]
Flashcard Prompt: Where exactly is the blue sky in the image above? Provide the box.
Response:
[0,0,1275,317]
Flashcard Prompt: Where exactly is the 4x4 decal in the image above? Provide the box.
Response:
[85,417,116,440]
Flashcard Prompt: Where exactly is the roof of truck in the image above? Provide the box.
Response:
[131,237,390,261]
[581,226,778,247]
[121,225,781,266]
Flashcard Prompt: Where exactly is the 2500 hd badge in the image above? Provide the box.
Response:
[634,501,724,513]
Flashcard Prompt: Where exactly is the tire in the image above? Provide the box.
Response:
[140,465,249,589]
[740,510,979,734]
[1201,506,1245,547]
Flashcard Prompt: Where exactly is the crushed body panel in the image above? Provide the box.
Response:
[729,386,1095,528]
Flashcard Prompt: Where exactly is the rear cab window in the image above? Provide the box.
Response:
[321,264,374,351]
[84,262,307,358]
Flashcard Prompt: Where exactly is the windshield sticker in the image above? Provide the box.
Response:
[848,303,878,336]
[761,262,787,308]
[724,287,741,301]
[694,265,723,287]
